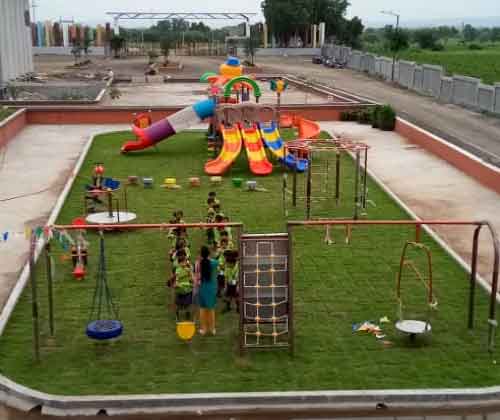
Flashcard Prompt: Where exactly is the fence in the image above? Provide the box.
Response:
[322,43,500,116]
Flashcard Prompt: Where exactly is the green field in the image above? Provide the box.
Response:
[365,44,500,84]
[0,130,497,395]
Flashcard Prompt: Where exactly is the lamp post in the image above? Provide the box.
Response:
[381,10,400,82]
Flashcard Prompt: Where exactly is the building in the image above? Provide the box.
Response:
[0,0,34,84]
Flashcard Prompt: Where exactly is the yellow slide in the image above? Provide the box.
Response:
[204,124,243,175]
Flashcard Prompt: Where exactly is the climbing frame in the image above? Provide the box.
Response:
[239,233,293,353]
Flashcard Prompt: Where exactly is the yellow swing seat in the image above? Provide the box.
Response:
[176,321,196,341]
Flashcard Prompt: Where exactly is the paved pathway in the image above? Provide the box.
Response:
[0,124,128,309]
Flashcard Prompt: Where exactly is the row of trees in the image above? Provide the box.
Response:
[261,0,364,48]
[364,24,500,53]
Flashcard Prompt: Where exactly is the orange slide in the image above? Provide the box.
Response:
[240,124,273,176]
[204,125,243,175]
[280,114,321,139]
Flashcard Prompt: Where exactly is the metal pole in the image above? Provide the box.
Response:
[292,156,297,208]
[468,225,482,330]
[45,243,55,337]
[335,151,340,206]
[29,234,40,362]
[306,154,312,220]
[362,149,368,210]
[392,14,400,82]
[238,226,245,356]
[107,191,113,218]
[287,224,294,354]
[353,150,360,220]
[277,92,281,130]
[486,221,500,352]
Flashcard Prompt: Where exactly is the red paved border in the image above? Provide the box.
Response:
[396,117,500,195]
[0,110,27,148]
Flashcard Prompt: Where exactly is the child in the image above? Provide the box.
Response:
[172,253,193,321]
[214,236,231,298]
[223,250,239,312]
[206,197,217,245]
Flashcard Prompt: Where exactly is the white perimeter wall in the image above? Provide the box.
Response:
[0,0,33,83]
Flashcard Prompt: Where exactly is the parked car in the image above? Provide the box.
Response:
[312,55,323,64]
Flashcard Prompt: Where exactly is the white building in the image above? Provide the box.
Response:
[0,0,34,84]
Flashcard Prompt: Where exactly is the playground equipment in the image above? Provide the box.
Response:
[86,232,123,341]
[283,138,370,220]
[395,241,436,341]
[206,103,318,175]
[270,78,288,127]
[84,164,137,224]
[239,233,293,353]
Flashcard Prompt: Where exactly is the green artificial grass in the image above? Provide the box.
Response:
[0,129,497,395]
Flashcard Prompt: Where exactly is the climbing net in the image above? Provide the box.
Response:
[241,234,291,349]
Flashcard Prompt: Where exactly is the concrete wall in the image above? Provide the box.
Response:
[33,46,106,56]
[439,77,453,103]
[8,82,106,101]
[322,43,500,118]
[494,83,500,115]
[237,47,321,56]
[452,75,480,109]
[398,60,415,89]
[0,0,34,83]
[422,64,443,97]
[477,84,495,112]
[413,66,423,92]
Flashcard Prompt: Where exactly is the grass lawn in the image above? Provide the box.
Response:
[365,44,500,84]
[0,129,497,395]
[0,107,15,122]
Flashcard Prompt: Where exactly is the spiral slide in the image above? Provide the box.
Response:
[121,99,216,153]
[204,125,243,175]
[240,124,273,176]
[259,122,308,173]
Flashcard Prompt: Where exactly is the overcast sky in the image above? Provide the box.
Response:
[34,0,500,26]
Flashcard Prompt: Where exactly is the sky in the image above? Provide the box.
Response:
[33,0,500,27]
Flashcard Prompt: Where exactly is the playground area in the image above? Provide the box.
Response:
[102,81,330,107]
[0,57,499,406]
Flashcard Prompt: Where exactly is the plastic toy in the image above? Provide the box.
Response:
[176,321,196,341]
[247,180,257,191]
[163,178,177,189]
[143,177,154,188]
[232,178,243,187]
[127,176,139,185]
[189,177,201,187]
[210,176,222,185]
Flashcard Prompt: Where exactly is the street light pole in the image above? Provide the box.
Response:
[381,10,400,82]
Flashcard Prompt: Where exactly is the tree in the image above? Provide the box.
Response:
[160,35,173,65]
[338,16,364,48]
[413,28,439,49]
[384,25,409,54]
[109,35,125,58]
[244,27,260,66]
[463,24,478,42]
[491,27,500,42]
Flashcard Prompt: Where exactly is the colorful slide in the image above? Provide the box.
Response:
[240,124,273,176]
[259,122,308,172]
[121,98,216,153]
[279,115,321,140]
[204,125,243,175]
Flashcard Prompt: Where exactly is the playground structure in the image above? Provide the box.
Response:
[283,138,370,220]
[121,57,321,176]
[395,241,436,341]
[84,164,137,224]
[25,218,499,361]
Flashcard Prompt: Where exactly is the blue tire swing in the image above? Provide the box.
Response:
[86,231,123,340]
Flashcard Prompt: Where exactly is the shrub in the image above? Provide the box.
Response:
[468,43,483,50]
[357,109,372,125]
[371,105,382,128]
[377,105,396,131]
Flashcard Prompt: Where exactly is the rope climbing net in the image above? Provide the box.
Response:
[240,234,291,350]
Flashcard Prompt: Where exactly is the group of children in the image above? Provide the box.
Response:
[168,191,240,327]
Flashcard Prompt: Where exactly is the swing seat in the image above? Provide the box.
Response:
[73,264,86,280]
[86,319,123,340]
[395,320,431,337]
[176,321,196,341]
